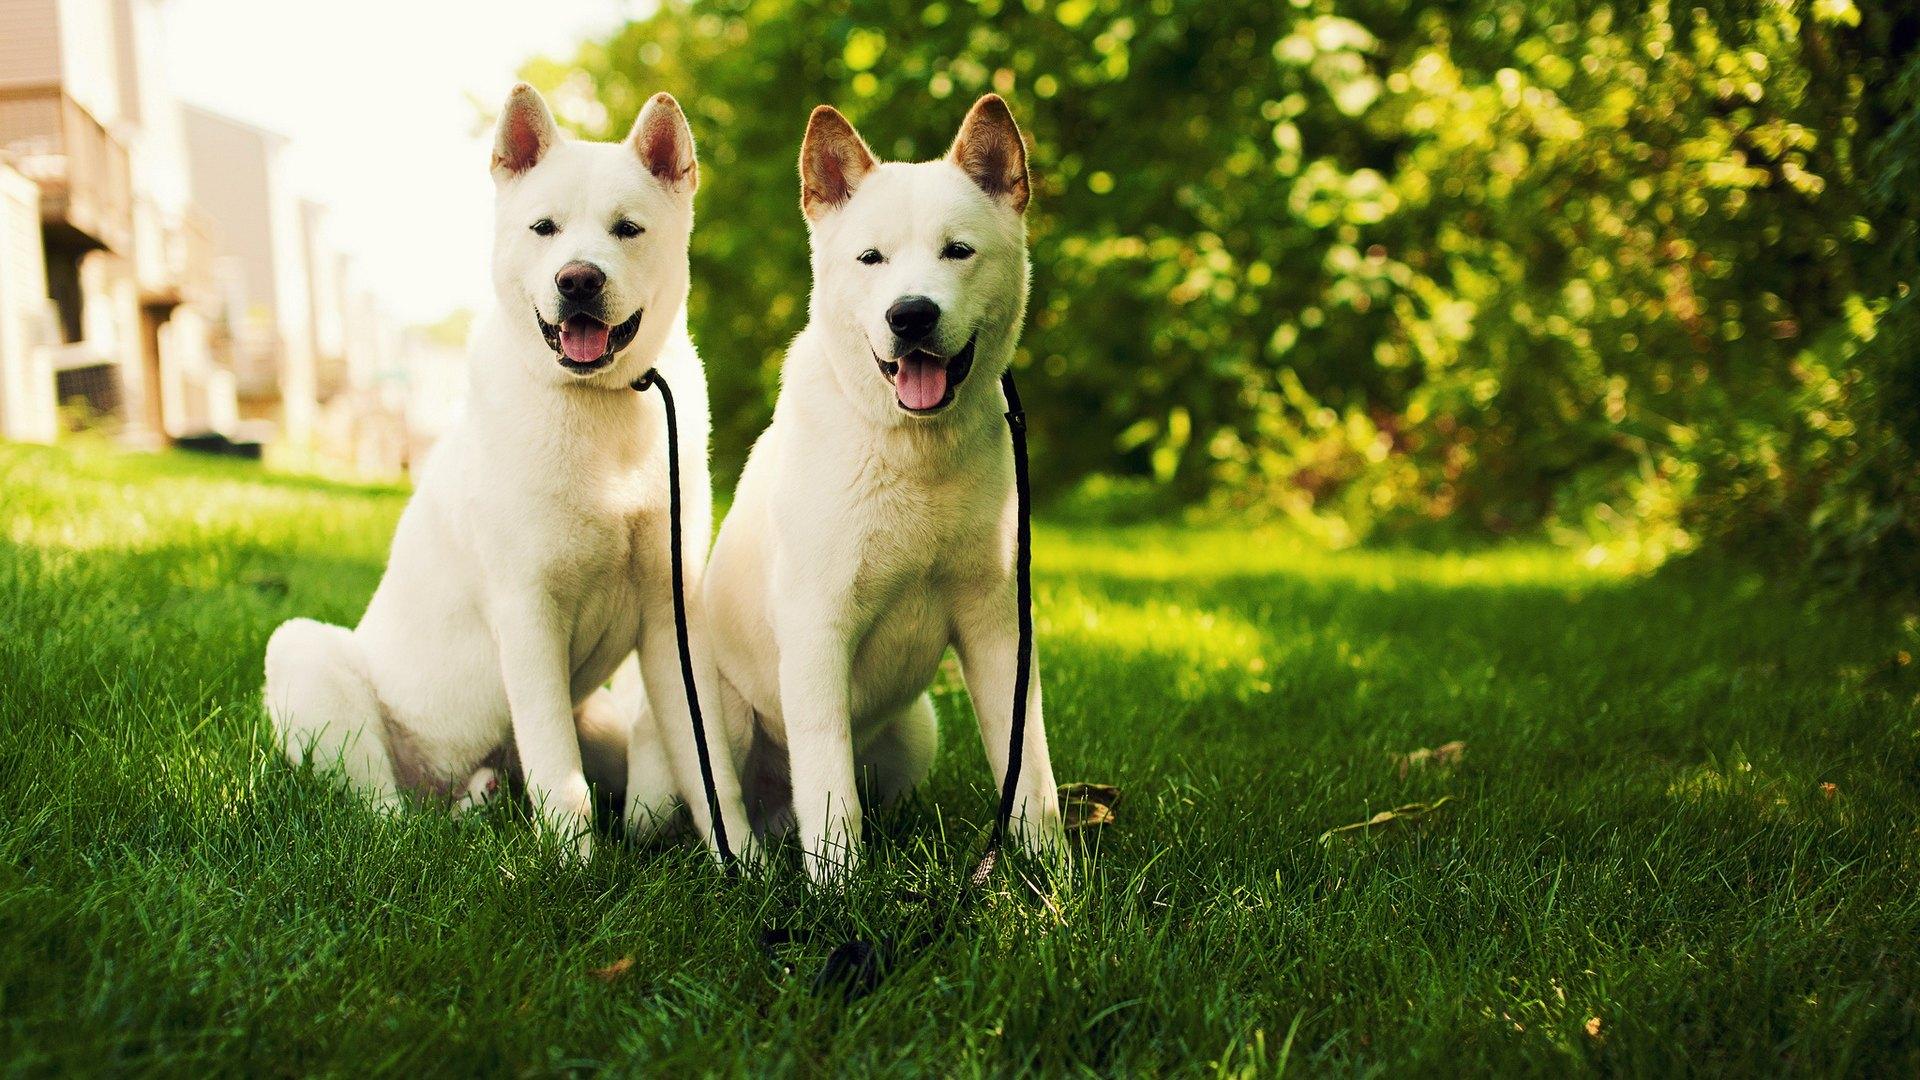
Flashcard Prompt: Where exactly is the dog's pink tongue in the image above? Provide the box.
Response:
[895,353,948,410]
[559,318,610,362]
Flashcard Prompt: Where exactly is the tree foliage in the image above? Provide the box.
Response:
[529,0,1918,582]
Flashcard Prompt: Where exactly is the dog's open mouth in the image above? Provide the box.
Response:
[874,334,976,414]
[537,309,643,374]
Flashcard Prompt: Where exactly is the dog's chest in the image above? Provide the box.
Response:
[845,470,991,595]
[884,441,1005,553]
[554,469,665,676]
[838,467,1005,716]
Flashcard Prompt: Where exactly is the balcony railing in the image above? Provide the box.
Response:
[135,200,218,307]
[0,87,133,254]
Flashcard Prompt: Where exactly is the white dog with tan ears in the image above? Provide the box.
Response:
[263,83,751,862]
[702,95,1065,884]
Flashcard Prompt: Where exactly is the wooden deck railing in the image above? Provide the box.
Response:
[0,86,133,254]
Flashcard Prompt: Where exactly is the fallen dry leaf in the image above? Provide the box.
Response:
[1820,782,1839,800]
[589,956,635,982]
[1059,782,1120,831]
[1318,796,1455,844]
[1584,1016,1604,1040]
[1393,740,1466,779]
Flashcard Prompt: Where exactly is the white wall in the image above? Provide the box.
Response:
[265,140,314,441]
[0,0,62,91]
[0,162,57,442]
[182,105,316,443]
[53,0,121,122]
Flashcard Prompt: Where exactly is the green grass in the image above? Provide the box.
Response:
[3,441,1918,1075]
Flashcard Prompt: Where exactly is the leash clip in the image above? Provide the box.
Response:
[630,369,658,393]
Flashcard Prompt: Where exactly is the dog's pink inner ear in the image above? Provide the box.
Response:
[800,107,875,219]
[632,94,697,188]
[493,86,557,176]
[949,94,1030,214]
[498,124,543,173]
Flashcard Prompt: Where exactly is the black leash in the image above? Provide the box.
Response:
[985,369,1034,869]
[638,366,1036,996]
[631,369,737,872]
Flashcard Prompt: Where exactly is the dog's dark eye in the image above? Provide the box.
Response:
[530,218,558,236]
[941,241,976,260]
[857,249,885,266]
[612,219,643,239]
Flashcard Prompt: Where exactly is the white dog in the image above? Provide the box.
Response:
[701,95,1064,883]
[263,84,751,862]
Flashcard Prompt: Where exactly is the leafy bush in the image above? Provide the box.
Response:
[531,0,1918,585]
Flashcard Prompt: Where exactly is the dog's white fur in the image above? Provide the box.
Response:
[700,95,1064,883]
[262,84,751,861]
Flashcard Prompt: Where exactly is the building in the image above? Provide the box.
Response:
[178,103,324,447]
[0,157,58,442]
[0,0,232,445]
[0,0,442,476]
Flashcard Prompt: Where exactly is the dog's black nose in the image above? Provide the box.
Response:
[555,261,606,301]
[886,296,941,342]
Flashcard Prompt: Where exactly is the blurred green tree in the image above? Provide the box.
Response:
[529,0,1918,584]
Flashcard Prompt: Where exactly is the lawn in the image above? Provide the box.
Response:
[2,441,1917,1075]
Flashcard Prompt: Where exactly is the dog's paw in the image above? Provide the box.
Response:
[545,814,595,866]
[532,774,596,865]
[565,828,595,866]
[622,791,683,843]
[454,767,502,815]
[1016,799,1072,873]
[727,836,776,878]
[803,845,861,891]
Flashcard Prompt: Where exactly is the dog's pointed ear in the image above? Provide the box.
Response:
[948,94,1030,214]
[492,83,561,179]
[629,92,698,191]
[800,105,875,221]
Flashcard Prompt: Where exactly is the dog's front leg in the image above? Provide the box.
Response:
[772,596,861,886]
[953,583,1066,863]
[634,584,754,868]
[491,590,594,862]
